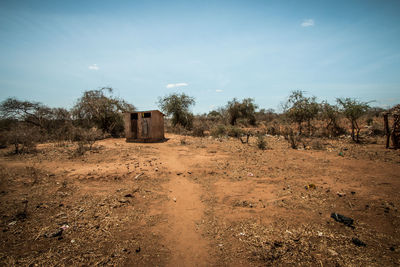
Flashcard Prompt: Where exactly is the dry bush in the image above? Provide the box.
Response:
[267,124,280,136]
[211,124,227,138]
[73,127,103,155]
[310,139,324,150]
[368,122,384,136]
[191,118,209,137]
[257,135,267,150]
[283,127,301,149]
[227,126,244,138]
[180,138,187,145]
[3,123,40,154]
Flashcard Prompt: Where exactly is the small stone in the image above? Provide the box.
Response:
[337,192,346,197]
[328,249,338,256]
[173,197,176,202]
[352,237,366,247]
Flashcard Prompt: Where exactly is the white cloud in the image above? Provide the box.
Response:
[166,82,188,88]
[215,89,223,93]
[88,64,99,70]
[301,19,314,27]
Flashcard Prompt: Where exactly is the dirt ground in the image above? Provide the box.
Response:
[0,133,399,266]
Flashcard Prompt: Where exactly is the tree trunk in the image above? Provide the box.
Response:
[354,120,360,143]
[384,113,390,148]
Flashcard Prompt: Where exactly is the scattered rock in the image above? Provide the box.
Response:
[60,224,69,231]
[45,229,63,238]
[384,207,390,213]
[328,249,338,256]
[331,213,354,228]
[124,194,133,198]
[352,237,366,247]
[172,197,177,202]
[337,192,346,197]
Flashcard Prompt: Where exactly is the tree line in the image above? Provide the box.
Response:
[0,87,392,153]
[0,87,134,153]
[159,91,385,144]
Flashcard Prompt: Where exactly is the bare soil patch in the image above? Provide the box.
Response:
[0,134,399,266]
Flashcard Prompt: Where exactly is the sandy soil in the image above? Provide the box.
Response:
[0,134,399,266]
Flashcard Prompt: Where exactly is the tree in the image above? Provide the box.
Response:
[72,87,135,137]
[337,98,370,143]
[0,98,72,141]
[284,90,319,135]
[255,108,277,123]
[319,101,344,137]
[157,93,195,129]
[226,98,258,126]
[0,98,53,129]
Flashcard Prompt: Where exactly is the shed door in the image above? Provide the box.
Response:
[131,113,138,139]
[141,112,151,138]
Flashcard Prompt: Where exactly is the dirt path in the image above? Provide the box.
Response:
[158,145,211,267]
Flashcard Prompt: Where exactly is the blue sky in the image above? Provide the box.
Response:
[1,0,399,113]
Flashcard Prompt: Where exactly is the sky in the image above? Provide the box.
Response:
[0,0,400,113]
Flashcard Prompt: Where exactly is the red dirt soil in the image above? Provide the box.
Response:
[0,134,399,266]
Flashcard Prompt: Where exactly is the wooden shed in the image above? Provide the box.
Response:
[124,110,165,142]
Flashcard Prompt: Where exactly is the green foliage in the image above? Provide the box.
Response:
[337,98,370,143]
[319,101,345,137]
[284,90,319,135]
[158,93,195,129]
[72,87,134,137]
[227,98,258,126]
